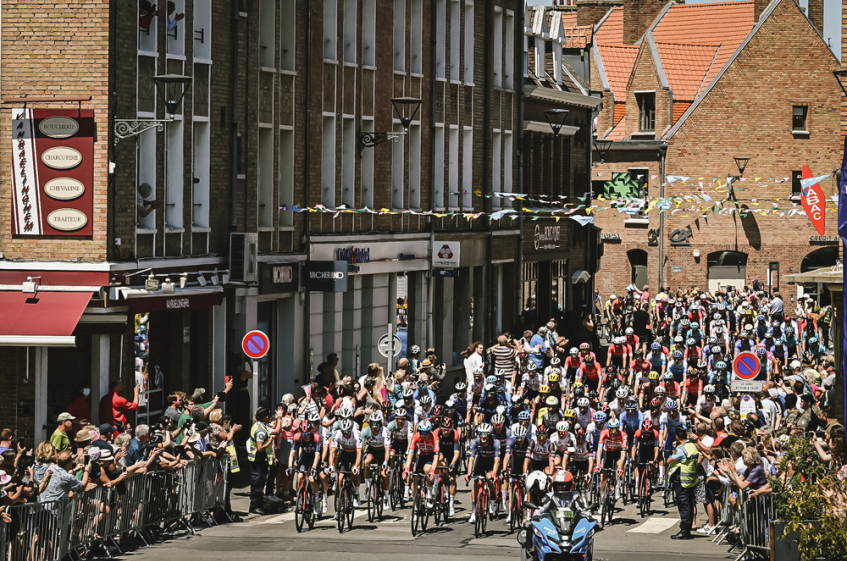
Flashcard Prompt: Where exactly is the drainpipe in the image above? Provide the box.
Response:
[658,146,667,288]
[427,0,437,349]
[303,0,313,375]
[230,1,239,226]
[483,1,493,343]
[108,0,116,260]
[516,3,525,323]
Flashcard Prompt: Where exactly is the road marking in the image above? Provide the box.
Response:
[627,517,680,533]
[258,512,295,524]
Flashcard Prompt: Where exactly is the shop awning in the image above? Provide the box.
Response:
[572,270,590,284]
[109,285,224,313]
[0,291,92,346]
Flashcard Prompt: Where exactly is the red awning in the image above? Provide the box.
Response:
[0,291,92,336]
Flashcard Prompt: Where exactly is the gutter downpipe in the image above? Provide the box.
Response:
[427,0,437,349]
[516,4,525,324]
[483,1,493,343]
[230,1,239,226]
[658,145,667,288]
[304,0,313,376]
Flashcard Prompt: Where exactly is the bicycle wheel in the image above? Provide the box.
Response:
[295,486,306,533]
[346,486,355,530]
[481,491,489,533]
[441,483,450,524]
[640,475,650,517]
[375,476,384,519]
[411,494,420,536]
[421,489,430,532]
[433,483,443,525]
[337,488,347,533]
[308,490,317,529]
[474,492,485,538]
[367,478,376,522]
[509,487,519,532]
[663,474,672,508]
[604,494,613,527]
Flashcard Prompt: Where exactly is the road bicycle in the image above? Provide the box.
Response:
[389,461,406,511]
[294,468,317,532]
[623,456,637,504]
[365,464,386,522]
[598,468,619,528]
[471,475,493,538]
[334,470,356,533]
[432,466,452,525]
[508,473,527,533]
[409,472,431,536]
[635,461,657,517]
[662,467,675,508]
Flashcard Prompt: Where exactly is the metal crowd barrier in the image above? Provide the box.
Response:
[709,483,776,561]
[0,458,229,561]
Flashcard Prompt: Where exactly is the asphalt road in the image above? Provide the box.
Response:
[120,484,739,561]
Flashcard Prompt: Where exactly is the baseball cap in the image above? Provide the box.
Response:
[790,360,802,370]
[0,471,10,486]
[99,423,114,435]
[57,412,76,422]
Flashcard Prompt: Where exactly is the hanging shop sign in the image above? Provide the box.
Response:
[11,109,95,236]
[432,241,461,268]
[800,165,826,236]
[258,262,300,294]
[303,261,348,292]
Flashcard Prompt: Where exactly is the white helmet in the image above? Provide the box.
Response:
[555,420,570,433]
[610,294,617,300]
[576,397,590,408]
[616,387,629,399]
[655,386,666,395]
[625,327,634,335]
[527,470,549,492]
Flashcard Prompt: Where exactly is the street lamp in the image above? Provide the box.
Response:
[359,97,421,154]
[594,138,612,164]
[114,74,193,144]
[834,70,847,96]
[543,108,569,138]
[728,156,751,201]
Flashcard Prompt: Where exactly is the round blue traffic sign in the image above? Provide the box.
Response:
[733,351,761,380]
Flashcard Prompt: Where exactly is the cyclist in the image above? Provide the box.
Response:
[546,370,564,407]
[608,387,628,419]
[619,398,643,447]
[404,419,440,508]
[607,337,631,371]
[567,426,595,501]
[576,355,602,393]
[362,411,391,510]
[668,350,687,384]
[587,410,607,452]
[605,294,623,332]
[288,412,325,513]
[633,419,660,492]
[551,420,573,469]
[435,416,461,516]
[564,348,582,386]
[659,400,686,482]
[329,419,363,510]
[524,425,555,504]
[519,362,542,401]
[681,367,704,407]
[595,418,627,522]
[660,372,680,401]
[574,397,594,430]
[387,407,412,499]
[544,356,563,380]
[506,424,531,523]
[577,342,597,364]
[465,423,501,523]
[630,348,652,389]
[638,370,660,408]
[646,342,667,378]
[414,395,435,429]
[624,327,641,355]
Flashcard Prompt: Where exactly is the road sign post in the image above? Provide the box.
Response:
[378,325,402,375]
[732,351,763,393]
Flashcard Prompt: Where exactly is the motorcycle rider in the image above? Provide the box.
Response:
[522,469,594,549]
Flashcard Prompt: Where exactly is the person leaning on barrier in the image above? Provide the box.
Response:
[38,450,90,503]
[724,447,771,498]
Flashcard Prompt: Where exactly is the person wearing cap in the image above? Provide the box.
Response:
[247,407,281,515]
[667,424,699,540]
[317,352,348,387]
[98,378,141,428]
[51,413,76,452]
[794,393,822,434]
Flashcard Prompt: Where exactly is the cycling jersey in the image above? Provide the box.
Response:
[408,432,440,457]
[434,428,460,457]
[574,408,594,429]
[293,431,322,458]
[331,427,363,452]
[507,437,530,471]
[414,405,433,425]
[682,377,703,396]
[569,439,594,462]
[387,419,411,446]
[608,399,625,419]
[577,363,601,381]
[361,425,389,451]
[608,344,631,357]
[528,437,555,462]
[521,372,542,392]
[550,432,573,454]
[492,427,511,457]
[625,335,640,349]
[470,437,501,461]
[659,412,688,448]
[647,352,666,372]
[619,410,643,435]
[598,429,628,453]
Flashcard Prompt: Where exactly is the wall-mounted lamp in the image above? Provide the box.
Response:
[161,277,176,294]
[145,273,160,291]
[197,274,207,287]
[692,249,701,258]
[179,273,188,289]
[210,269,220,286]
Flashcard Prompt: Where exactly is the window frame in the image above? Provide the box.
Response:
[636,91,656,132]
[792,105,809,133]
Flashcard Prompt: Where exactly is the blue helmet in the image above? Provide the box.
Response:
[607,419,621,429]
[418,419,433,434]
[672,350,683,359]
[518,410,531,421]
[593,411,607,423]
[715,361,727,370]
[665,400,679,411]
[651,342,662,351]
[690,322,699,329]
[756,347,767,356]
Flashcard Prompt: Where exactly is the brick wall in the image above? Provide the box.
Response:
[625,45,671,138]
[577,0,622,27]
[0,1,110,261]
[622,0,665,46]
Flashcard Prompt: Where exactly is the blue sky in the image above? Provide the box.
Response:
[533,0,841,61]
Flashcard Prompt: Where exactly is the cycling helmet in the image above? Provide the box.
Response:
[765,329,774,338]
[577,397,590,408]
[444,400,456,411]
[511,393,523,404]
[496,405,507,416]
[649,398,663,409]
[403,388,415,398]
[574,426,587,439]
[697,359,708,369]
[584,355,595,363]
[432,404,443,417]
[370,411,384,425]
[420,395,433,407]
[774,340,784,346]
[655,386,666,396]
[545,396,559,407]
[715,361,727,370]
[614,336,626,345]
[513,425,529,440]
[307,411,321,424]
[340,419,354,433]
[418,419,434,433]
[615,387,628,400]
[708,337,717,345]
[641,419,653,431]
[756,347,767,356]
[484,384,496,394]
[455,381,467,391]
[703,384,715,394]
[588,389,600,400]
[674,335,684,344]
[665,400,679,411]
[486,375,498,385]
[337,408,353,420]
[572,384,585,397]
[809,337,819,344]
[625,398,638,410]
[648,371,660,381]
[740,330,750,338]
[536,425,550,437]
[579,342,590,350]
[625,327,634,336]
[527,362,538,372]
[610,379,623,391]
[593,411,607,423]
[550,357,562,366]
[410,345,421,355]
[518,410,531,421]
[563,409,576,419]
[757,315,765,322]
[569,347,579,356]
[552,469,574,492]
[651,342,662,351]
[681,318,690,326]
[556,420,570,433]
[691,322,699,329]
[610,295,617,300]
[491,413,506,426]
[548,371,560,383]
[441,417,454,429]
[663,372,674,381]
[474,368,485,377]
[712,346,722,355]
[607,419,621,430]
[715,327,724,335]
[785,327,794,334]
[539,384,550,394]
[686,338,696,347]
[714,313,721,320]
[672,350,683,359]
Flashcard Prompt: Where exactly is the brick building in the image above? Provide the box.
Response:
[585,0,842,302]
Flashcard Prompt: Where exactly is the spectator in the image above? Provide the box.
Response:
[0,429,13,454]
[33,442,57,486]
[316,353,347,386]
[528,328,548,369]
[50,413,75,452]
[139,1,158,31]
[125,424,154,467]
[38,451,91,505]
[90,424,115,453]
[727,447,771,497]
[135,358,148,408]
[99,379,140,428]
[462,341,485,379]
[166,1,185,31]
[66,384,91,424]
[769,291,784,323]
[490,335,518,379]
[136,182,160,218]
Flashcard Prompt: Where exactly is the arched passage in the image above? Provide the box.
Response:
[707,251,747,293]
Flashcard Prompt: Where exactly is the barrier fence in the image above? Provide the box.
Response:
[0,458,227,561]
[711,483,776,561]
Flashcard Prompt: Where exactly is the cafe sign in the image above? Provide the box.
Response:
[534,224,561,250]
[11,108,94,236]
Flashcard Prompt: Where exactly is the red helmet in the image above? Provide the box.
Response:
[650,398,663,409]
[536,425,550,436]
[641,419,653,431]
[440,416,454,429]
[432,405,444,417]
[574,426,587,439]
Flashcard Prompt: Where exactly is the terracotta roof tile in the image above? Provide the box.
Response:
[595,7,624,46]
[655,42,720,100]
[561,11,578,28]
[613,102,626,126]
[672,101,692,124]
[598,45,639,100]
[653,1,754,88]
[607,114,626,140]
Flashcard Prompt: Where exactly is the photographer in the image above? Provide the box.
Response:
[125,425,164,473]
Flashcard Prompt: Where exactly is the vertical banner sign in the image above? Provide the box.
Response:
[800,165,826,236]
[11,108,95,236]
[838,137,847,431]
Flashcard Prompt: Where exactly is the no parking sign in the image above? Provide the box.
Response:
[242,330,270,359]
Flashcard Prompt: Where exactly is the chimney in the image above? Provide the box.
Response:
[623,0,666,45]
[577,0,624,28]
[806,0,823,33]
[753,0,770,22]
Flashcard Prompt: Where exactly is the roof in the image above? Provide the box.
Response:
[595,7,624,45]
[598,44,639,100]
[783,263,844,285]
[655,42,720,100]
[652,2,755,88]
[672,101,691,123]
[562,59,590,95]
[560,11,593,49]
[607,114,626,140]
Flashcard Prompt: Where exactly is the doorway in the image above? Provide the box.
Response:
[707,251,747,293]
[628,249,648,289]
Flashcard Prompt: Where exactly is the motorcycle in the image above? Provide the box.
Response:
[516,494,597,561]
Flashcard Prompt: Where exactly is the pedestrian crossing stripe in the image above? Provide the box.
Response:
[627,517,680,533]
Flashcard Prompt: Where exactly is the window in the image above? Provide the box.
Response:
[279,130,295,226]
[194,0,212,61]
[552,260,568,313]
[165,121,184,228]
[409,124,422,209]
[137,129,157,229]
[391,123,405,209]
[462,128,473,208]
[362,0,376,66]
[493,9,503,88]
[792,105,808,132]
[450,0,460,81]
[492,131,502,208]
[435,0,446,78]
[636,92,655,132]
[192,122,210,228]
[138,0,158,53]
[464,2,474,83]
[280,0,296,71]
[394,0,405,72]
[322,116,336,206]
[324,0,337,61]
[343,0,356,63]
[166,0,185,56]
[503,132,513,196]
[449,127,459,207]
[410,0,423,74]
[259,0,275,67]
[361,119,375,208]
[791,169,802,198]
[535,38,544,78]
[341,117,355,207]
[504,11,514,89]
[434,126,445,209]
[258,128,274,228]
